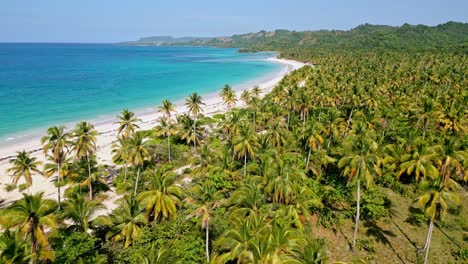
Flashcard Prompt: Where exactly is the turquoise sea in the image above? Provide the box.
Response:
[0,44,282,144]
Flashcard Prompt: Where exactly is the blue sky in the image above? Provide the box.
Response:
[1,0,467,43]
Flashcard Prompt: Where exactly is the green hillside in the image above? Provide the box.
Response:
[182,21,468,55]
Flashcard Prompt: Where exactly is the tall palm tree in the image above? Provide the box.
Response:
[338,125,381,252]
[41,126,72,209]
[137,167,183,222]
[115,109,141,139]
[128,133,149,196]
[251,85,261,98]
[416,176,460,264]
[78,163,108,200]
[7,151,42,193]
[157,99,176,119]
[108,195,147,248]
[220,84,237,110]
[233,123,257,177]
[185,92,205,150]
[176,114,202,148]
[186,182,224,263]
[0,193,57,263]
[72,121,98,198]
[112,137,131,183]
[156,117,176,162]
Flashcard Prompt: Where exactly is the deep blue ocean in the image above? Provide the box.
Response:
[0,44,282,143]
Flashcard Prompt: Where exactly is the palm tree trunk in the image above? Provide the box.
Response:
[193,117,197,151]
[57,162,61,210]
[124,157,128,183]
[305,148,311,169]
[253,111,256,131]
[31,229,36,264]
[205,225,210,263]
[89,180,93,200]
[167,135,171,162]
[134,166,140,197]
[327,134,332,149]
[345,107,354,135]
[424,218,434,264]
[87,152,93,200]
[352,177,361,252]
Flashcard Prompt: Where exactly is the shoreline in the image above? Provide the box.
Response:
[0,57,305,206]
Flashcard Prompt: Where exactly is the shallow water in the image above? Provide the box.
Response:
[0,44,282,143]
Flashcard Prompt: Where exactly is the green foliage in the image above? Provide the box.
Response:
[111,213,205,264]
[357,238,376,253]
[406,207,428,226]
[3,183,16,192]
[452,248,468,261]
[361,189,391,221]
[52,231,103,264]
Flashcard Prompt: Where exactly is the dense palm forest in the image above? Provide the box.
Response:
[1,23,467,264]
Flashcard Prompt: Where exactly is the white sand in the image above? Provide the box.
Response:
[0,57,305,210]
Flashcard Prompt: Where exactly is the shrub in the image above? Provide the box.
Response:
[361,189,391,221]
[357,238,376,253]
[406,206,428,226]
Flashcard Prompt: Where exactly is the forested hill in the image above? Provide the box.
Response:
[182,21,468,53]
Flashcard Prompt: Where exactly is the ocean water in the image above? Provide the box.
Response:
[0,44,282,144]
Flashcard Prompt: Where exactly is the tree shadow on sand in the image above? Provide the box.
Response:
[365,221,407,264]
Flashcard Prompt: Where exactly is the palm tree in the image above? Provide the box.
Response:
[0,230,31,264]
[72,121,98,198]
[251,85,261,98]
[415,176,460,264]
[240,90,250,105]
[137,243,167,264]
[304,123,324,170]
[338,125,381,252]
[229,176,264,217]
[156,117,176,162]
[157,99,176,119]
[61,193,108,233]
[1,193,57,263]
[185,92,205,150]
[112,137,131,183]
[214,213,267,263]
[265,154,306,205]
[115,109,141,139]
[398,139,440,182]
[108,195,147,248]
[294,236,328,264]
[186,182,224,263]
[137,167,183,222]
[233,123,257,177]
[78,163,108,200]
[438,137,467,182]
[176,114,202,148]
[128,133,149,196]
[220,84,237,110]
[7,151,42,193]
[41,126,72,209]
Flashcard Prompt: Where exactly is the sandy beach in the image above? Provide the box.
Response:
[0,57,305,209]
